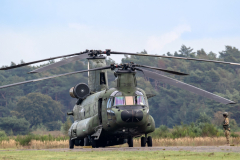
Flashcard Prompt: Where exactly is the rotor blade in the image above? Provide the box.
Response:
[0,52,85,70]
[110,51,240,66]
[29,54,90,73]
[0,66,111,89]
[136,68,235,104]
[136,64,188,75]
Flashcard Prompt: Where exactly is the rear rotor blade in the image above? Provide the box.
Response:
[29,54,90,73]
[136,64,188,75]
[136,68,235,104]
[0,52,85,70]
[110,51,240,66]
[0,66,111,89]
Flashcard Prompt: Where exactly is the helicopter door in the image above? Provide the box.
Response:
[98,98,102,124]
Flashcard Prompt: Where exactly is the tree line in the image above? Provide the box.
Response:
[0,45,240,135]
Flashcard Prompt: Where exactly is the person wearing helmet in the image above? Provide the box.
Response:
[223,112,230,145]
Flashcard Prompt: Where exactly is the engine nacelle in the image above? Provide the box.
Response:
[69,83,90,99]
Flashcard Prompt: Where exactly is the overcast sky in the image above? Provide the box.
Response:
[0,0,240,66]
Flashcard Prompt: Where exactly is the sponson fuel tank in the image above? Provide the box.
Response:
[68,115,99,139]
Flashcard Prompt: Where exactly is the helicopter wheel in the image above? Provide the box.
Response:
[147,136,152,147]
[91,137,98,148]
[69,139,75,149]
[141,137,146,147]
[79,139,84,146]
[84,137,90,146]
[128,137,133,147]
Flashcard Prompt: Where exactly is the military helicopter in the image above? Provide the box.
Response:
[0,49,238,148]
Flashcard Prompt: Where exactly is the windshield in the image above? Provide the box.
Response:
[113,96,145,106]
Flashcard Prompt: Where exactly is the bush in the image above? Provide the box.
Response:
[45,121,63,131]
[61,117,72,135]
[231,132,240,138]
[150,122,223,138]
[0,116,30,135]
[0,130,7,137]
[199,123,219,137]
[32,123,48,132]
[149,125,171,138]
[15,133,68,146]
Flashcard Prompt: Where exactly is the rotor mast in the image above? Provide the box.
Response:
[115,69,137,95]
[87,56,109,92]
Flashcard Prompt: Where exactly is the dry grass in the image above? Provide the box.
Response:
[29,140,69,149]
[235,132,240,136]
[0,139,70,149]
[1,137,240,149]
[133,137,240,147]
[0,139,17,149]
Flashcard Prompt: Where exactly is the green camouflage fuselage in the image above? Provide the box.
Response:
[68,58,155,146]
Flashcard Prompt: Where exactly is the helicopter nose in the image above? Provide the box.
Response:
[121,110,143,122]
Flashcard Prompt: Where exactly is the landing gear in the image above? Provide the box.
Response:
[141,135,152,147]
[80,139,84,146]
[128,137,133,147]
[69,139,75,149]
[147,136,152,147]
[84,137,90,146]
[91,137,98,148]
[141,137,146,147]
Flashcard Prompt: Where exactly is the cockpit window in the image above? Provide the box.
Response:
[112,96,146,106]
[125,96,134,105]
[107,98,112,108]
[134,96,145,105]
[113,96,125,106]
[135,90,143,96]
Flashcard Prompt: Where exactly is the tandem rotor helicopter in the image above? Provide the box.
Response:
[0,49,238,148]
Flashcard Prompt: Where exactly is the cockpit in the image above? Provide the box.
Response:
[107,90,146,108]
[107,90,147,122]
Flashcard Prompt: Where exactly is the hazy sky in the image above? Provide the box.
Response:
[1,0,240,65]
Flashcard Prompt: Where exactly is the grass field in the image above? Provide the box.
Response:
[1,137,240,149]
[0,150,240,160]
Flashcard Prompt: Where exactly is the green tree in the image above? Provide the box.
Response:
[175,45,195,57]
[15,93,64,127]
[0,116,30,135]
[0,106,10,117]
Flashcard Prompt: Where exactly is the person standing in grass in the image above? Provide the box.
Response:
[223,112,230,145]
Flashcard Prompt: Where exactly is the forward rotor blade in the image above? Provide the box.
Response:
[0,52,85,70]
[136,64,188,75]
[110,51,240,66]
[29,54,89,73]
[136,68,235,104]
[0,66,111,89]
